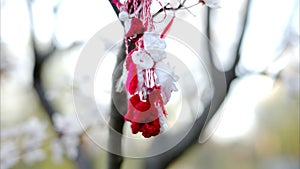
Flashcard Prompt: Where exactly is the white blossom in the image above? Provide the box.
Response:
[21,136,45,165]
[0,141,20,169]
[0,117,48,169]
[22,137,43,152]
[52,113,82,160]
[20,118,47,165]
[21,117,47,143]
[50,138,64,164]
[61,136,80,159]
[23,149,46,165]
[0,125,21,139]
[51,113,83,161]
[53,113,83,135]
[50,135,80,162]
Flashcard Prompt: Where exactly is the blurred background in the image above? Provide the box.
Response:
[1,0,299,169]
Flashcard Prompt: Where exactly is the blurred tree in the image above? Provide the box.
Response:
[1,0,298,169]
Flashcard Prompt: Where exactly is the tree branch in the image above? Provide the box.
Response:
[144,1,253,168]
[152,0,201,17]
[107,42,127,169]
[225,0,252,89]
[109,0,120,16]
[107,1,145,169]
[27,0,57,124]
[143,6,222,169]
[144,105,210,169]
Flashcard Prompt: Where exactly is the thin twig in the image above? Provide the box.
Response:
[109,0,120,15]
[152,0,200,17]
[26,0,56,124]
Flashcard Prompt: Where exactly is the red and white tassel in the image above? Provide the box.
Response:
[113,0,178,138]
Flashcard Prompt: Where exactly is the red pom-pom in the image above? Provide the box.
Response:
[140,119,160,138]
[125,98,161,137]
[129,119,161,138]
[131,122,142,134]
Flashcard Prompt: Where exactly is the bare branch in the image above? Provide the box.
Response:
[227,0,252,87]
[144,0,253,168]
[26,0,56,124]
[107,1,127,169]
[152,0,201,18]
[109,0,121,16]
[107,42,127,169]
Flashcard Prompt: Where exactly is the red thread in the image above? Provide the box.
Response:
[112,0,123,9]
[160,15,175,38]
[120,0,176,138]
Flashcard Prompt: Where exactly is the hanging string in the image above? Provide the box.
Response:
[153,0,167,23]
[160,13,175,38]
[112,0,178,138]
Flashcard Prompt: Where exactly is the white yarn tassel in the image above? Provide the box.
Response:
[156,104,168,132]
